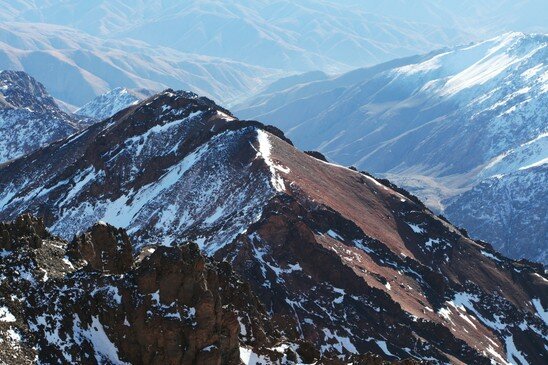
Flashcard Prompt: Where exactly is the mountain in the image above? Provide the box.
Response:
[3,1,545,111]
[0,22,284,107]
[235,32,548,264]
[75,87,156,120]
[0,90,546,364]
[1,1,546,72]
[0,70,81,163]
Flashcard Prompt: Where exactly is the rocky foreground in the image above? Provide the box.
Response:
[0,214,424,365]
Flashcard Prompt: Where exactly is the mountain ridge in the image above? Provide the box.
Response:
[235,32,548,264]
[0,89,546,364]
[3,1,546,72]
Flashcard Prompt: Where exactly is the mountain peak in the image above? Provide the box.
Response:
[75,86,157,121]
[0,70,81,163]
[0,70,61,113]
[0,89,546,364]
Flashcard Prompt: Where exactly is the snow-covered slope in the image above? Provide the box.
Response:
[0,90,546,364]
[236,32,548,263]
[446,165,547,263]
[442,132,547,261]
[0,70,80,163]
[0,90,274,253]
[75,87,155,120]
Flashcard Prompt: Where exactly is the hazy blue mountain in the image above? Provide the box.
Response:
[0,22,284,107]
[2,0,546,72]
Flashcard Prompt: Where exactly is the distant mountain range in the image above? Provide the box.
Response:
[2,0,545,71]
[0,83,546,364]
[235,32,548,264]
[0,22,284,108]
[0,0,545,109]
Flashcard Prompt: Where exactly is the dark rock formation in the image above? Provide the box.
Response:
[68,222,133,274]
[0,216,297,364]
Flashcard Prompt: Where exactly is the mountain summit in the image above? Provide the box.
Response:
[75,87,156,121]
[0,90,545,364]
[0,70,81,163]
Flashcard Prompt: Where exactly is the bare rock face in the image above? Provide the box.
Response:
[68,222,133,274]
[0,213,50,249]
[123,243,240,365]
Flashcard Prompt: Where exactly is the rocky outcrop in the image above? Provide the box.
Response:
[68,222,133,274]
[0,213,51,249]
[0,216,303,365]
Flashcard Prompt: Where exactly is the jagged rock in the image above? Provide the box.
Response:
[0,216,308,365]
[0,213,50,249]
[68,222,133,274]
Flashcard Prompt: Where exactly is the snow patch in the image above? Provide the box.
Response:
[407,222,425,234]
[0,306,16,322]
[481,250,501,262]
[256,130,289,192]
[326,229,343,240]
[531,298,547,325]
[73,315,128,365]
[239,346,271,365]
[376,340,394,357]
